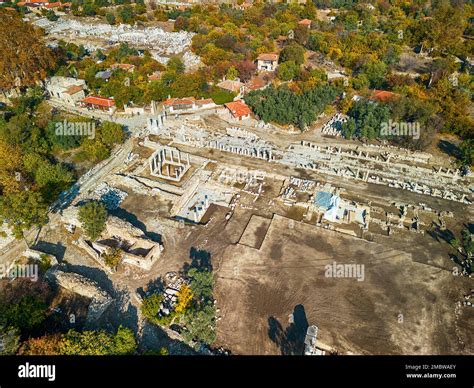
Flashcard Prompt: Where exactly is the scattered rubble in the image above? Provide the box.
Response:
[92,182,128,210]
[35,17,195,56]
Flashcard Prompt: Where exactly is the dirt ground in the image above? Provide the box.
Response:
[213,214,473,355]
[238,215,272,249]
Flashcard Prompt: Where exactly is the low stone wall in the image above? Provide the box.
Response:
[46,268,113,323]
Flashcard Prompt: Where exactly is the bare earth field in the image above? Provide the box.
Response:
[214,214,473,355]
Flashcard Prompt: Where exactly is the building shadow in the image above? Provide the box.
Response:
[268,304,309,355]
[111,207,162,243]
[31,241,67,261]
[65,264,115,295]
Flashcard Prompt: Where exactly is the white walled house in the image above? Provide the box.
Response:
[45,76,86,106]
[256,53,279,72]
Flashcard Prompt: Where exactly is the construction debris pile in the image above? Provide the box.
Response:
[158,272,188,316]
[319,113,347,137]
[92,182,128,210]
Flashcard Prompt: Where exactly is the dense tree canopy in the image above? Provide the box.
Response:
[19,326,137,355]
[0,11,56,92]
[245,84,340,130]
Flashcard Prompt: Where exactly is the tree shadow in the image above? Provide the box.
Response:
[268,304,309,355]
[426,224,455,244]
[51,183,80,212]
[183,247,213,272]
[438,139,461,160]
[137,277,165,299]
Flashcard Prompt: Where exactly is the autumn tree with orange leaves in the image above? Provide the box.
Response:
[0,10,56,92]
[175,284,193,314]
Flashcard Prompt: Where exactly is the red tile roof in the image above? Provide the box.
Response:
[111,63,135,71]
[217,79,244,94]
[257,53,278,62]
[45,1,61,7]
[371,90,400,102]
[82,96,114,107]
[246,76,267,91]
[195,98,214,106]
[298,19,312,26]
[225,100,252,119]
[147,71,162,81]
[163,97,195,106]
[65,85,84,95]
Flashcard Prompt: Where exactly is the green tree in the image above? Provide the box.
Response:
[82,2,97,16]
[0,326,20,355]
[277,61,299,81]
[23,154,75,202]
[59,327,136,355]
[351,74,369,90]
[106,12,116,25]
[141,293,163,323]
[20,327,136,355]
[99,121,124,147]
[118,5,134,23]
[188,268,214,303]
[279,43,305,66]
[341,117,357,139]
[102,247,123,269]
[450,238,460,251]
[167,56,185,74]
[360,60,388,89]
[458,140,473,167]
[45,10,59,21]
[0,280,50,333]
[78,201,107,240]
[112,326,137,355]
[82,138,110,162]
[96,49,106,61]
[182,304,216,345]
[0,191,48,239]
[226,66,239,81]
